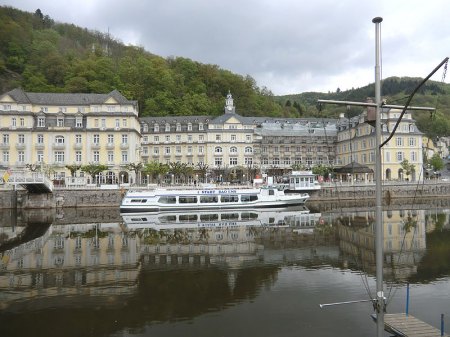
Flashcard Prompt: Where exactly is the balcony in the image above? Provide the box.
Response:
[105,143,115,150]
[0,143,10,149]
[16,143,26,150]
[35,143,45,150]
[91,143,101,150]
[120,143,129,150]
[52,143,66,150]
[73,143,82,150]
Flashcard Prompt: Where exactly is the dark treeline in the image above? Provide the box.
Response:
[1,6,450,138]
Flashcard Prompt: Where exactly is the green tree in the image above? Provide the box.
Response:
[429,153,444,172]
[65,164,81,177]
[81,164,108,181]
[125,162,143,185]
[400,159,415,181]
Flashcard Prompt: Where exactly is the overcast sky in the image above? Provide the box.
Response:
[2,0,450,95]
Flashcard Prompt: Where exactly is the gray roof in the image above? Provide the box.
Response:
[2,88,136,106]
[139,115,211,124]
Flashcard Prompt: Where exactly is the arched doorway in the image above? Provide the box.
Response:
[398,168,404,180]
[385,168,391,180]
[119,171,129,184]
[105,171,116,184]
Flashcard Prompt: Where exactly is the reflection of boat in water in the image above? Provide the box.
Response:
[120,186,309,213]
[121,206,320,231]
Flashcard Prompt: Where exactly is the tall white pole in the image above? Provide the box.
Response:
[372,16,385,337]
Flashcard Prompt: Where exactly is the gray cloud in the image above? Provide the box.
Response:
[2,0,449,94]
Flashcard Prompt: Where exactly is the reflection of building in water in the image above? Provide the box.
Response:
[0,222,140,310]
[338,209,426,280]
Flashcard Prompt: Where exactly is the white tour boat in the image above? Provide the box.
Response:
[119,185,309,214]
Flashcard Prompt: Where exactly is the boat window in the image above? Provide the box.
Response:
[241,212,258,220]
[269,189,274,195]
[159,215,177,223]
[221,213,239,220]
[158,196,177,204]
[221,195,239,203]
[179,196,197,204]
[200,195,218,203]
[130,199,146,203]
[179,214,198,221]
[200,214,219,221]
[241,195,258,202]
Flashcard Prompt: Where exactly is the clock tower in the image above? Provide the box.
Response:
[224,91,235,113]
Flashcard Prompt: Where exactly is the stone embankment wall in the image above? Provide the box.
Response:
[0,182,449,209]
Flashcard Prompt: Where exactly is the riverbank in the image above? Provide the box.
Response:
[0,180,449,209]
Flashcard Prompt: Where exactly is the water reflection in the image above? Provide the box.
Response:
[0,204,449,337]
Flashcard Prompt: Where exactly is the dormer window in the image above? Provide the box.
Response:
[75,116,83,128]
[38,116,46,127]
[57,117,64,127]
[176,123,181,131]
[187,123,192,131]
[143,123,148,132]
[154,124,159,132]
[165,123,170,132]
[199,123,204,130]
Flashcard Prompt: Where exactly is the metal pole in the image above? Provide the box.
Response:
[373,16,385,337]
[441,314,444,337]
[406,283,410,316]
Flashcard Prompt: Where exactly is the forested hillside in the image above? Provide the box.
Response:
[0,6,285,118]
[1,6,449,138]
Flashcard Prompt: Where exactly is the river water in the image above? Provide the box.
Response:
[0,200,449,337]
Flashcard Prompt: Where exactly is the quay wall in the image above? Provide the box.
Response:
[0,182,449,209]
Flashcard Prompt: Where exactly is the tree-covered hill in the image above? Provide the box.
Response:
[1,6,449,138]
[0,6,284,118]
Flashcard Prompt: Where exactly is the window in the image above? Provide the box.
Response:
[37,151,44,163]
[55,136,65,144]
[57,117,64,127]
[153,147,159,155]
[122,134,128,144]
[176,123,181,131]
[154,124,159,132]
[75,151,82,162]
[176,146,181,154]
[101,118,106,128]
[411,151,417,162]
[165,123,170,132]
[165,147,170,155]
[230,146,238,153]
[187,146,192,154]
[107,105,115,112]
[215,158,222,166]
[37,134,44,144]
[215,146,222,153]
[188,134,193,142]
[231,134,236,142]
[20,118,25,127]
[165,135,170,143]
[108,134,114,143]
[18,151,25,162]
[115,119,120,128]
[409,137,416,146]
[216,134,221,142]
[245,147,253,153]
[93,151,100,162]
[2,151,9,162]
[75,134,82,143]
[230,158,237,165]
[94,119,99,127]
[122,151,128,163]
[199,145,204,153]
[199,123,204,130]
[246,135,251,142]
[38,117,45,127]
[93,134,100,144]
[176,135,181,142]
[187,123,192,131]
[122,119,127,127]
[76,116,83,128]
[18,134,25,143]
[11,117,16,127]
[143,123,148,132]
[396,137,403,146]
[54,151,65,163]
[199,135,204,142]
[396,151,404,161]
[245,157,253,165]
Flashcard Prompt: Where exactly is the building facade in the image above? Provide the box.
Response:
[0,88,427,184]
[0,88,141,183]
